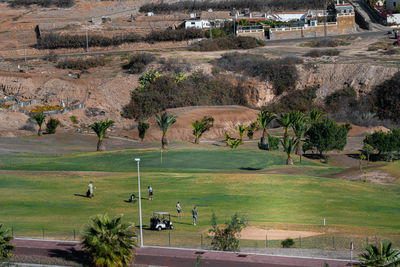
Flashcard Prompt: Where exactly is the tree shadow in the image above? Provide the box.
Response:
[347,153,361,160]
[48,248,90,265]
[303,153,324,160]
[239,167,263,171]
[74,194,88,198]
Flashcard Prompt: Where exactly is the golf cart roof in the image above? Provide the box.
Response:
[153,212,170,215]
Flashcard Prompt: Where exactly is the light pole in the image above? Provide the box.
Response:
[135,158,143,247]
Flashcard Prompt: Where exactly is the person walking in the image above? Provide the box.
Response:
[176,201,182,218]
[148,186,153,200]
[192,206,198,226]
[87,181,95,199]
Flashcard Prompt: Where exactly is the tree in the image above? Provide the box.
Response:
[304,118,349,159]
[31,113,46,136]
[228,138,242,149]
[191,116,214,144]
[257,110,275,150]
[359,241,400,267]
[363,130,400,161]
[156,112,177,149]
[277,112,293,138]
[281,136,299,165]
[46,118,60,134]
[138,121,150,141]
[309,109,324,124]
[225,132,231,146]
[82,215,137,267]
[363,143,374,164]
[0,224,15,259]
[292,119,309,163]
[246,122,259,140]
[89,120,114,151]
[209,213,247,252]
[236,124,247,143]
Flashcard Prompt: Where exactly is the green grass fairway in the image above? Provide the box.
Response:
[1,148,399,249]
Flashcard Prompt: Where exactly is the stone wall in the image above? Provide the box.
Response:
[237,29,265,39]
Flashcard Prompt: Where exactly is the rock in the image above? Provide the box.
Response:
[85,107,106,117]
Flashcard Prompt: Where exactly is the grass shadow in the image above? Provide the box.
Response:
[74,194,88,198]
[124,200,137,203]
[239,167,263,171]
[48,247,90,265]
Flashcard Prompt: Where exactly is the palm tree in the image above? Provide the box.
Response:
[89,120,114,151]
[82,215,137,267]
[0,224,15,259]
[281,136,299,165]
[31,113,46,136]
[191,116,214,144]
[236,124,248,143]
[359,241,400,267]
[246,122,259,140]
[309,109,324,124]
[156,112,178,149]
[292,120,309,163]
[277,112,293,138]
[257,110,275,150]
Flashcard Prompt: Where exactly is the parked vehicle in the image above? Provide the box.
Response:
[150,212,173,231]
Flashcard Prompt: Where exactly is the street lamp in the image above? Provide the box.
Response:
[135,158,143,248]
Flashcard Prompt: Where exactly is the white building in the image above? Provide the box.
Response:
[184,11,232,29]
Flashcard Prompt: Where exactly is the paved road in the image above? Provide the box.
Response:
[12,238,354,267]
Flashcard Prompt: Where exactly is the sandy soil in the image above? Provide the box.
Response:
[240,227,322,240]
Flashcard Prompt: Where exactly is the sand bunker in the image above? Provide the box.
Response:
[240,227,322,240]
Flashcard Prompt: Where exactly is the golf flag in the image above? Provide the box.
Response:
[350,241,354,251]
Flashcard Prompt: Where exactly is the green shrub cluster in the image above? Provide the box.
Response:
[373,72,400,124]
[46,118,60,134]
[122,71,257,120]
[9,0,74,8]
[325,87,357,112]
[139,0,324,13]
[146,28,204,42]
[190,36,264,52]
[56,57,106,70]
[122,53,155,74]
[363,129,400,160]
[215,53,298,95]
[270,86,318,112]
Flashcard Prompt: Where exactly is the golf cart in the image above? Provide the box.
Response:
[150,212,173,231]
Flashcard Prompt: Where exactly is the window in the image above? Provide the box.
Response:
[191,22,195,25]
[394,2,397,7]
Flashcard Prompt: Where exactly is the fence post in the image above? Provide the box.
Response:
[42,228,45,240]
[73,229,76,241]
[168,232,171,247]
[266,234,268,248]
[332,236,335,249]
[201,234,203,248]
[299,236,301,248]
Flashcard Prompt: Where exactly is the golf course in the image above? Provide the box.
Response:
[1,134,399,251]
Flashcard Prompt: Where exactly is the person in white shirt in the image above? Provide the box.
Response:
[176,201,182,218]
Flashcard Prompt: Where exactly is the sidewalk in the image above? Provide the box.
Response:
[11,238,354,267]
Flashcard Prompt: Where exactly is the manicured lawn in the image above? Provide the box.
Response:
[1,148,399,249]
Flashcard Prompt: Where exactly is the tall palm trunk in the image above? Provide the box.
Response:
[38,126,43,136]
[162,132,168,149]
[297,141,303,163]
[97,138,105,151]
[260,129,269,150]
[195,137,200,144]
[287,154,293,165]
[284,127,289,138]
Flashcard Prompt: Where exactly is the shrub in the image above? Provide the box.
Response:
[69,115,78,124]
[56,57,106,70]
[270,86,318,112]
[215,53,298,95]
[43,51,58,62]
[373,72,400,123]
[122,72,257,120]
[205,28,227,39]
[267,134,280,150]
[9,0,74,8]
[281,238,295,248]
[325,87,357,112]
[363,130,400,160]
[122,53,155,74]
[209,213,247,251]
[146,28,204,42]
[138,121,150,141]
[46,118,60,134]
[190,36,264,52]
[303,39,350,47]
[140,0,324,13]
[304,49,340,57]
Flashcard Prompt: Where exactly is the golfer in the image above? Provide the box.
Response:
[192,206,198,226]
[176,201,182,218]
[148,186,153,200]
[88,181,95,199]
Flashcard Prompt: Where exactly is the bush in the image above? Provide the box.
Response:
[69,115,78,124]
[158,57,192,73]
[271,86,318,112]
[122,72,258,120]
[363,130,400,160]
[122,53,155,74]
[267,134,280,150]
[56,57,106,70]
[205,28,227,39]
[304,39,350,47]
[46,118,60,134]
[215,53,298,95]
[9,0,74,8]
[138,121,150,141]
[373,72,400,124]
[146,28,204,42]
[281,238,295,248]
[325,87,357,112]
[190,36,264,52]
[304,49,340,57]
[140,0,324,13]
